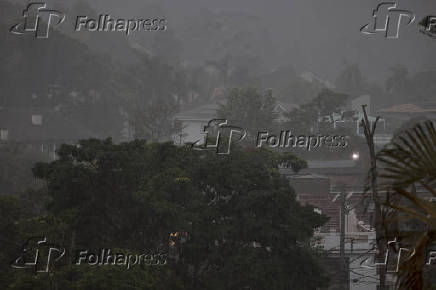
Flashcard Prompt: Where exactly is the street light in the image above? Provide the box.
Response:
[352,152,360,161]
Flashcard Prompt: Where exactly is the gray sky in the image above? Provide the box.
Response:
[12,0,436,83]
[85,0,436,82]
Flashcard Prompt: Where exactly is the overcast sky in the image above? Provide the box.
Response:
[11,0,436,83]
[84,0,436,82]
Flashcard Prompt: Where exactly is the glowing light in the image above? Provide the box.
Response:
[352,152,360,160]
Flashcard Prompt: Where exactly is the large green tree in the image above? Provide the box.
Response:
[2,139,328,289]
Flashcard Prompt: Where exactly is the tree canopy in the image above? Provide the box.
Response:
[1,139,328,289]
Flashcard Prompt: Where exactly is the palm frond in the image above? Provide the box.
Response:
[396,231,436,289]
[377,121,436,188]
[375,121,436,289]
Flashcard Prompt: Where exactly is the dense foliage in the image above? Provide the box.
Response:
[0,139,328,289]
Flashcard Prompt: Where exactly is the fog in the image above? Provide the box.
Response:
[86,0,436,82]
[2,1,436,289]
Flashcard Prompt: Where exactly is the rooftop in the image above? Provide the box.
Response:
[175,104,219,121]
[379,102,436,113]
[0,107,99,142]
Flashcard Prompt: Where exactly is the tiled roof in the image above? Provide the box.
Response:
[298,192,371,232]
[379,103,436,113]
[299,194,340,232]
[286,172,371,232]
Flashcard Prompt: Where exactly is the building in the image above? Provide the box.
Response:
[0,107,99,159]
[281,160,381,290]
[273,101,300,123]
[379,102,436,126]
[317,95,391,147]
[173,99,299,145]
[173,104,219,145]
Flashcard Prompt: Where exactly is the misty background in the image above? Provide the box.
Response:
[2,0,436,143]
[1,1,436,289]
[37,0,436,79]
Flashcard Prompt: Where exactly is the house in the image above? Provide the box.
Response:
[174,99,300,145]
[379,102,436,125]
[317,95,391,146]
[280,160,381,289]
[0,107,99,158]
[281,159,370,233]
[273,101,299,122]
[283,161,370,233]
[372,102,436,146]
[173,104,219,145]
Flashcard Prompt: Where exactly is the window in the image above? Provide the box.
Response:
[32,114,43,125]
[0,129,8,140]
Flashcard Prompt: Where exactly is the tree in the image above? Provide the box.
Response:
[217,87,276,139]
[276,77,322,104]
[310,89,348,120]
[283,89,348,134]
[376,121,436,289]
[360,105,386,288]
[335,63,366,96]
[126,56,189,141]
[151,29,184,63]
[0,143,47,194]
[385,65,414,104]
[173,147,328,289]
[13,139,329,289]
[132,100,181,141]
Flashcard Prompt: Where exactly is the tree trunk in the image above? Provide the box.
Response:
[361,105,386,289]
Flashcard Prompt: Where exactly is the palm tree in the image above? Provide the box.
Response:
[376,121,436,289]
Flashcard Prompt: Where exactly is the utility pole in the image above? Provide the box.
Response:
[339,188,347,290]
[361,105,386,289]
